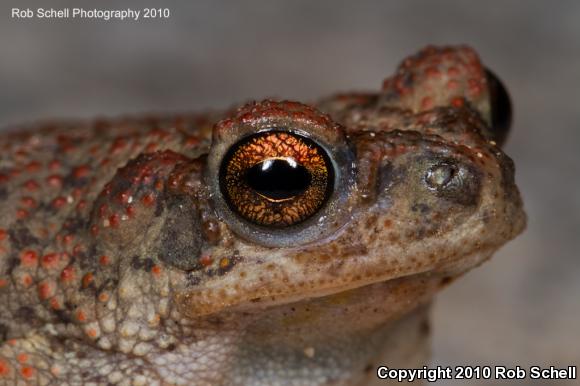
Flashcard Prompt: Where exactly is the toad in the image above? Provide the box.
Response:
[0,45,525,385]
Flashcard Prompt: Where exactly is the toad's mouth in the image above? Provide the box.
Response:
[175,245,498,319]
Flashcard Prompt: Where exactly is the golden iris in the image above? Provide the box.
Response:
[219,131,333,227]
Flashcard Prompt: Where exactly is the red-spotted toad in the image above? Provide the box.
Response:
[0,45,525,385]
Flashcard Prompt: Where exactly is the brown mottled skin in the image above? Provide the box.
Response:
[0,46,525,385]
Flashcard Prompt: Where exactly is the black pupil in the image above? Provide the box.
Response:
[245,158,311,200]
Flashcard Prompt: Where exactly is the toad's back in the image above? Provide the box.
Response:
[0,115,217,326]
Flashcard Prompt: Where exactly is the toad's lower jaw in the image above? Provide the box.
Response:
[165,249,495,385]
[177,245,496,319]
[223,274,438,385]
[162,274,442,385]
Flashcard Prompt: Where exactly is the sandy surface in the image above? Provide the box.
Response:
[1,1,579,384]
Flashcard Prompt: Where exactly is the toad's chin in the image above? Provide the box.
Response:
[171,250,495,385]
[180,273,443,386]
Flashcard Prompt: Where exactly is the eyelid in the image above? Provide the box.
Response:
[205,100,354,247]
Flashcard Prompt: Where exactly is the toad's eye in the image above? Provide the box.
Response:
[207,100,353,247]
[485,68,512,146]
[219,131,334,227]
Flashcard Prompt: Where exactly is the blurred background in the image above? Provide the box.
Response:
[1,1,578,384]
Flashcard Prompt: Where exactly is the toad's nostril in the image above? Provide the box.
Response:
[485,68,512,146]
[425,164,455,188]
[424,159,481,206]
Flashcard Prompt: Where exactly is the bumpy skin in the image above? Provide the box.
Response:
[0,46,525,385]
